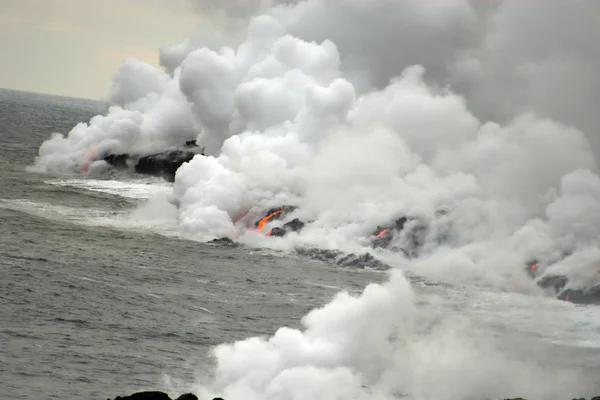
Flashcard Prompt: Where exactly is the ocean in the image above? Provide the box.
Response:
[1,88,600,400]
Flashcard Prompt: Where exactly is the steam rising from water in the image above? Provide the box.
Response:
[29,1,600,397]
[181,270,597,400]
[29,0,600,295]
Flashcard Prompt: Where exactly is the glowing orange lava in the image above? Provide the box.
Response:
[375,229,388,238]
[256,209,283,231]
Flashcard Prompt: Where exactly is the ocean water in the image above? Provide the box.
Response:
[0,89,386,399]
[1,88,600,400]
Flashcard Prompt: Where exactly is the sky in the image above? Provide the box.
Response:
[0,0,206,99]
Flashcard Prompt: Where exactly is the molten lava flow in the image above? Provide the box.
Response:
[81,146,98,172]
[266,229,273,237]
[531,263,537,272]
[255,209,283,231]
[375,228,388,238]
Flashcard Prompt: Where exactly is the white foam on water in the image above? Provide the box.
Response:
[0,197,179,238]
[45,177,173,200]
[432,284,600,350]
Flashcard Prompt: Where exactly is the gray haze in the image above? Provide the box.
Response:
[276,0,600,159]
[173,0,600,160]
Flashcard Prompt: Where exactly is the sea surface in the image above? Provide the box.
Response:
[1,88,600,400]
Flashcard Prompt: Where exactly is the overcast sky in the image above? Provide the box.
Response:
[0,0,205,99]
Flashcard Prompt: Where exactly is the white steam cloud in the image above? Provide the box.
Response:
[30,1,600,397]
[30,0,600,290]
[182,270,597,400]
[29,0,600,296]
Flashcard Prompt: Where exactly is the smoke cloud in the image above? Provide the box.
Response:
[182,270,597,400]
[272,0,600,158]
[30,0,600,287]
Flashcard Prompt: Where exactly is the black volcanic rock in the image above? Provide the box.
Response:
[175,394,199,400]
[535,273,600,305]
[103,153,130,168]
[537,274,568,293]
[267,226,287,237]
[99,140,204,181]
[135,149,197,182]
[294,247,345,263]
[294,247,391,270]
[369,216,428,258]
[111,391,172,400]
[207,237,238,247]
[267,218,306,237]
[109,392,201,400]
[108,392,600,400]
[558,286,600,305]
[253,205,298,229]
[336,252,390,270]
[283,218,305,232]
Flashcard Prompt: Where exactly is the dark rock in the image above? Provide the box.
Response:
[267,218,306,237]
[283,218,305,232]
[525,247,600,304]
[336,252,391,270]
[558,286,600,305]
[294,247,391,270]
[135,150,197,182]
[294,247,345,263]
[537,274,568,293]
[175,394,198,400]
[112,391,172,400]
[369,216,427,258]
[534,273,600,305]
[100,143,203,182]
[267,226,287,237]
[371,226,394,249]
[207,237,238,246]
[109,392,203,400]
[254,205,298,229]
[108,390,600,400]
[103,153,130,168]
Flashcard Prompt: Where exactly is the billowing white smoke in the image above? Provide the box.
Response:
[170,16,598,291]
[269,0,600,158]
[30,2,600,291]
[30,59,198,173]
[182,270,596,400]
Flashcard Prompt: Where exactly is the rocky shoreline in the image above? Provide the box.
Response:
[108,392,208,400]
[108,391,600,400]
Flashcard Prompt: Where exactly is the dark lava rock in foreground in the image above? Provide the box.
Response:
[108,392,600,400]
[109,392,198,400]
